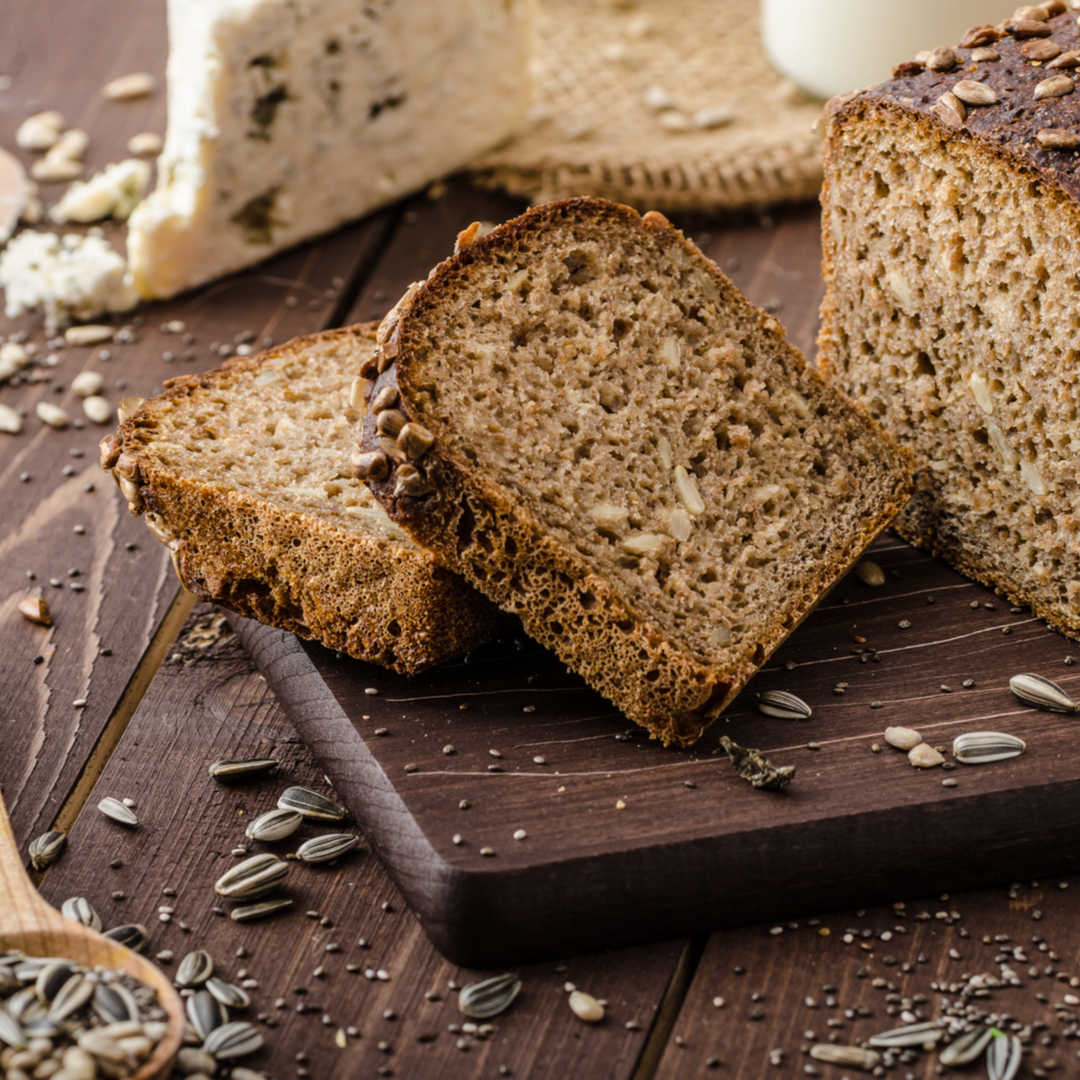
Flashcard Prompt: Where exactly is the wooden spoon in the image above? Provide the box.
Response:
[0,792,182,1079]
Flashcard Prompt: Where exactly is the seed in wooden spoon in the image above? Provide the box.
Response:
[884,726,922,751]
[97,797,139,828]
[48,971,95,1021]
[277,785,347,821]
[94,980,138,1023]
[27,830,66,870]
[568,990,605,1023]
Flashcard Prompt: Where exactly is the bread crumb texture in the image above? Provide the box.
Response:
[368,199,912,743]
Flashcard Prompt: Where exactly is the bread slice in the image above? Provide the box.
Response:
[354,198,913,745]
[819,4,1080,639]
[99,324,501,674]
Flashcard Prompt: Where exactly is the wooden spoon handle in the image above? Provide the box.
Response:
[0,789,52,929]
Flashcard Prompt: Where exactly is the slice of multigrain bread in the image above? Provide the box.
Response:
[354,198,913,745]
[99,324,501,674]
[819,2,1080,639]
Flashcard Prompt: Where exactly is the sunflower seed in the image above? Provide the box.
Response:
[245,807,303,843]
[208,758,278,780]
[568,989,605,1023]
[214,853,288,899]
[61,896,102,931]
[204,1020,264,1060]
[755,690,812,720]
[939,1025,995,1065]
[97,797,139,827]
[868,1020,944,1048]
[295,833,361,864]
[0,1005,27,1048]
[28,830,66,871]
[102,923,148,951]
[854,559,885,586]
[952,731,1026,764]
[1009,672,1077,712]
[206,977,251,1009]
[277,786,347,821]
[987,1030,1023,1080]
[458,974,522,1019]
[187,988,229,1039]
[176,950,214,988]
[48,972,95,1021]
[952,79,1000,105]
[1034,74,1075,100]
[884,726,923,751]
[35,961,77,1002]
[94,980,138,1023]
[809,1044,880,1070]
[230,898,294,922]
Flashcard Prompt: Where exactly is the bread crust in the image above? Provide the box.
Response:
[358,198,914,745]
[100,325,502,675]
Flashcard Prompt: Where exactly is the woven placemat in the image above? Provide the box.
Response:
[471,0,825,213]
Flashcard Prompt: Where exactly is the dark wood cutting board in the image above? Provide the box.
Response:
[235,534,1080,967]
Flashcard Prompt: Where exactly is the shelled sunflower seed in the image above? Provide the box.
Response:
[60,896,102,932]
[458,973,522,1019]
[97,797,139,828]
[1009,672,1078,713]
[295,833,361,864]
[0,949,167,1074]
[214,854,288,900]
[244,808,303,843]
[755,690,813,720]
[27,830,66,871]
[952,731,1026,765]
[208,757,278,781]
[277,785,348,821]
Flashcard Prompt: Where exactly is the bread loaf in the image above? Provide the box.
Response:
[356,198,913,745]
[819,1,1080,638]
[100,324,501,674]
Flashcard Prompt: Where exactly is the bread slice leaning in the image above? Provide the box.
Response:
[100,324,501,675]
[355,198,914,745]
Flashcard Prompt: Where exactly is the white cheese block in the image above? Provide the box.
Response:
[127,0,533,299]
[0,231,137,330]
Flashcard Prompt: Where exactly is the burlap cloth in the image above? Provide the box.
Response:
[471,0,826,213]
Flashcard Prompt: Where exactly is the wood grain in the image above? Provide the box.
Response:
[656,880,1080,1078]
[38,608,685,1079]
[0,0,399,848]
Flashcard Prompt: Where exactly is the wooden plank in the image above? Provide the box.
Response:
[0,0,399,847]
[37,607,684,1079]
[655,881,1080,1078]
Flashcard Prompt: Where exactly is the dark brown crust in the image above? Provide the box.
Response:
[829,9,1080,202]
[358,198,914,745]
[100,325,502,675]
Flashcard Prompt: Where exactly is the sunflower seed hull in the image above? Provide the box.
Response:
[809,1044,880,1070]
[939,1025,994,1066]
[458,974,522,1019]
[176,949,214,988]
[756,690,813,720]
[97,797,139,828]
[295,833,361,864]
[245,808,303,843]
[869,1020,944,1048]
[206,977,251,1009]
[203,1020,264,1060]
[277,785,347,821]
[60,897,102,932]
[952,731,1026,765]
[214,853,288,899]
[187,989,229,1040]
[28,830,66,871]
[208,758,279,780]
[230,898,294,922]
[987,1031,1023,1080]
[1009,672,1078,713]
[102,924,148,952]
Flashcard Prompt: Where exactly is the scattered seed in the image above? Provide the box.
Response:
[809,1044,880,1070]
[27,830,65,870]
[756,690,812,720]
[295,833,361,864]
[64,325,113,347]
[102,923,148,951]
[60,897,102,932]
[17,595,52,626]
[458,974,522,1019]
[127,131,163,155]
[102,72,155,100]
[986,1030,1023,1080]
[952,731,1026,764]
[36,401,70,428]
[204,1020,264,1060]
[245,808,303,843]
[869,1020,943,1048]
[230,898,294,922]
[939,1025,995,1065]
[277,786,347,821]
[208,758,278,780]
[207,978,251,1009]
[854,559,885,586]
[1009,672,1077,713]
[176,950,214,988]
[214,853,288,899]
[884,726,922,752]
[97,797,139,828]
[568,990,605,1023]
[82,395,113,424]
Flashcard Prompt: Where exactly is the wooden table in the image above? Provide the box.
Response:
[4,5,1080,1078]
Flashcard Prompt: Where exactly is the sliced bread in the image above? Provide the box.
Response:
[354,198,914,745]
[100,324,501,674]
[819,5,1080,638]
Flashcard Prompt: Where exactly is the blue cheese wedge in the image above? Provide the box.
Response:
[127,0,533,299]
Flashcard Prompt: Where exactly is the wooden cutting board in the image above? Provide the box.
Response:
[235,535,1080,967]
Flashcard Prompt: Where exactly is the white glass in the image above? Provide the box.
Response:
[761,0,1017,100]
